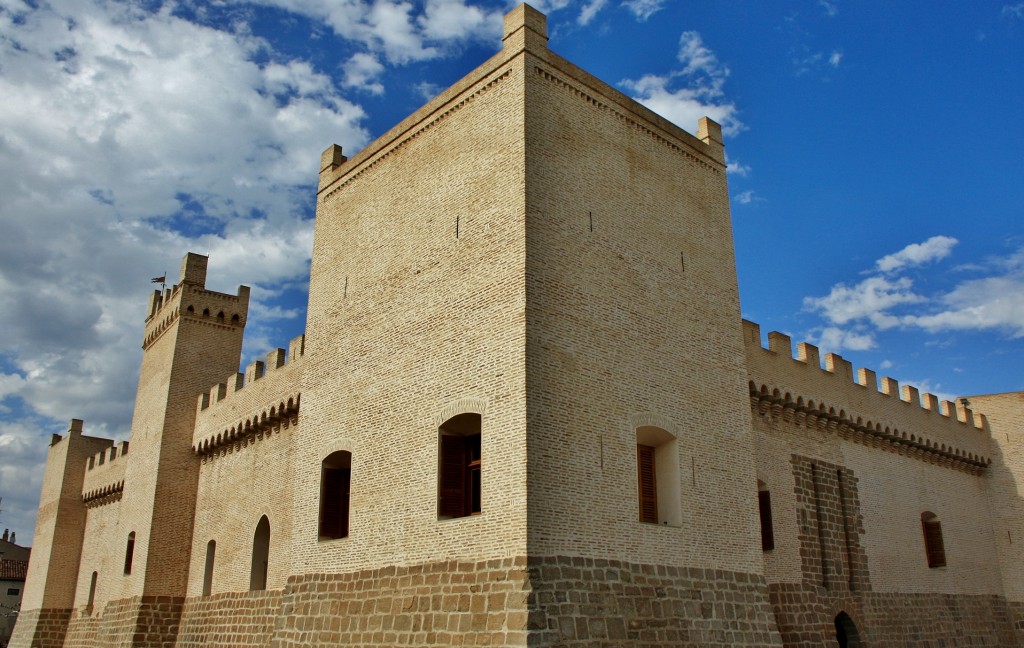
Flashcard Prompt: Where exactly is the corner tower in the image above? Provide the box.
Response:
[303,4,779,644]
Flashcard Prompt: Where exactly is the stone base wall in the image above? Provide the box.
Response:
[7,607,72,648]
[176,590,282,648]
[525,556,784,647]
[768,583,1018,647]
[268,557,531,647]
[58,596,184,648]
[1010,601,1024,647]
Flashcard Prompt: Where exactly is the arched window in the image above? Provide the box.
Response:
[921,511,946,568]
[123,532,136,574]
[202,540,216,596]
[757,481,774,551]
[320,451,352,539]
[250,516,270,590]
[635,426,681,526]
[438,413,482,519]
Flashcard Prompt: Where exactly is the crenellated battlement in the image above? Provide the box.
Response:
[81,440,129,507]
[742,320,991,472]
[192,334,306,456]
[143,253,250,350]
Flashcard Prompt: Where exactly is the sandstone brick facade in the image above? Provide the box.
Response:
[11,4,1024,647]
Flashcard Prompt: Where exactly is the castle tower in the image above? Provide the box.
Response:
[11,254,249,648]
[105,254,248,610]
[9,420,113,648]
[296,5,779,643]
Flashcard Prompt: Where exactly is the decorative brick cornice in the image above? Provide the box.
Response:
[321,69,513,203]
[534,65,723,174]
[749,384,989,475]
[83,480,125,506]
[194,394,300,458]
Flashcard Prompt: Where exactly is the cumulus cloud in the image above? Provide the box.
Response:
[621,31,743,136]
[0,419,51,540]
[815,326,876,352]
[239,0,504,63]
[805,276,925,327]
[805,237,1024,345]
[876,235,958,273]
[342,52,386,94]
[0,0,375,536]
[727,157,751,176]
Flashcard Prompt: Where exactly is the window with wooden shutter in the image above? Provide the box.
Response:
[921,512,946,568]
[438,413,482,519]
[637,444,658,524]
[319,451,352,539]
[758,489,775,551]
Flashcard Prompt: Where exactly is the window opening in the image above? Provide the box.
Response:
[438,413,482,519]
[758,482,775,551]
[87,571,97,612]
[921,511,946,568]
[635,426,681,526]
[250,516,270,590]
[320,451,352,539]
[123,531,136,574]
[637,444,658,523]
[202,540,216,596]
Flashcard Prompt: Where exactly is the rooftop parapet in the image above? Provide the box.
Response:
[143,253,250,350]
[193,334,306,453]
[743,320,990,470]
[318,4,724,199]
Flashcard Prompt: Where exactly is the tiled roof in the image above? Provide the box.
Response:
[0,558,28,580]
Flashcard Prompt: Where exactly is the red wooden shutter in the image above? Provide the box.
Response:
[758,491,775,551]
[923,518,946,568]
[440,435,467,517]
[637,444,658,523]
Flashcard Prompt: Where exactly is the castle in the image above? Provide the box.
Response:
[10,5,1024,647]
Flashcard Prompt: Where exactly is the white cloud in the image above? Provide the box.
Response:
[727,157,750,176]
[828,50,842,67]
[578,0,609,25]
[876,235,958,273]
[804,276,925,327]
[815,326,876,352]
[0,1,368,451]
[805,239,1024,345]
[904,274,1024,336]
[419,0,503,42]
[622,0,665,22]
[734,190,756,205]
[621,31,743,136]
[0,418,51,541]
[239,0,503,64]
[342,52,386,94]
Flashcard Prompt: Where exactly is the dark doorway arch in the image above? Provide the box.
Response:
[250,515,270,591]
[834,611,861,648]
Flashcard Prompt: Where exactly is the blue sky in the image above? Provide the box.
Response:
[0,0,1022,541]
